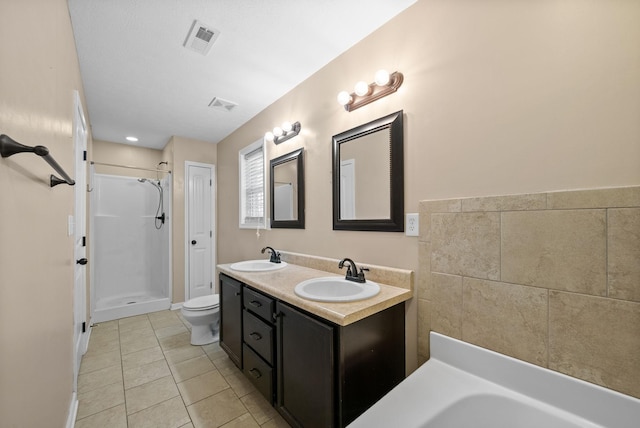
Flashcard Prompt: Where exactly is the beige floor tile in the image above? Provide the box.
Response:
[170,354,216,383]
[89,327,119,344]
[127,396,191,428]
[120,319,153,335]
[187,389,247,428]
[125,375,180,415]
[124,359,172,390]
[179,423,194,428]
[213,356,240,376]
[75,403,127,428]
[177,370,230,406]
[84,337,120,356]
[122,345,165,370]
[241,391,278,425]
[220,413,260,428]
[224,370,257,398]
[164,344,205,364]
[202,342,227,361]
[77,382,125,420]
[151,314,185,328]
[121,334,160,355]
[79,349,121,374]
[91,319,119,332]
[78,363,123,394]
[156,323,189,339]
[160,332,193,350]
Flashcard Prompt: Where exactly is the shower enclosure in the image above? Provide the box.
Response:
[90,171,172,323]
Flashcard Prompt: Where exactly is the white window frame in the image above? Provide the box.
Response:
[239,138,266,229]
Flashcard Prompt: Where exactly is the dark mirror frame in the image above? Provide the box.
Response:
[332,110,404,232]
[270,148,305,229]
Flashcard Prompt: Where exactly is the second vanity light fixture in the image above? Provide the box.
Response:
[337,69,404,112]
[264,121,301,144]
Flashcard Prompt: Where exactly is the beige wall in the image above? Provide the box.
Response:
[0,0,89,425]
[91,139,166,178]
[419,187,640,398]
[216,0,640,375]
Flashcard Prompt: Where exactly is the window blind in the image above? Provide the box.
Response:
[243,146,264,224]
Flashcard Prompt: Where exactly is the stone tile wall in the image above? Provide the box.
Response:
[418,186,640,398]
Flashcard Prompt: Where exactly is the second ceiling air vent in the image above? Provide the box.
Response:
[209,97,238,112]
[184,20,220,56]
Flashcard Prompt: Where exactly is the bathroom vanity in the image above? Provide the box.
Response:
[218,261,412,428]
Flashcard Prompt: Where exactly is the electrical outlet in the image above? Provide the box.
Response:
[405,213,419,237]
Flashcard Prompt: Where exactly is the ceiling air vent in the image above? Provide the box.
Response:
[209,97,238,112]
[184,20,220,55]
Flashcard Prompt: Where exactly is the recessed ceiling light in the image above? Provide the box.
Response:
[126,136,139,142]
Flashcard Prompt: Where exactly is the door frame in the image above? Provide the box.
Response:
[184,161,216,302]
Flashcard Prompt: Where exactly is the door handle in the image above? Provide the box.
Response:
[249,368,262,379]
[76,258,88,265]
[191,240,197,245]
[249,332,262,341]
[249,300,262,308]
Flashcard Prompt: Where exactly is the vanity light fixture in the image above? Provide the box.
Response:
[337,70,404,112]
[264,121,301,144]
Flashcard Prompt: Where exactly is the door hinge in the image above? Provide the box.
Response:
[83,150,87,161]
[210,179,212,186]
[210,230,212,237]
[82,236,86,247]
[82,322,86,333]
[210,282,213,289]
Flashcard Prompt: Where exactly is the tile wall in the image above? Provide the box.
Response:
[417,186,640,398]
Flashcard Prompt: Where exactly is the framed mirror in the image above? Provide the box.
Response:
[332,110,404,231]
[270,148,305,229]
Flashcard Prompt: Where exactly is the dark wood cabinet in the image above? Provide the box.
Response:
[276,301,335,428]
[219,274,243,368]
[219,273,405,428]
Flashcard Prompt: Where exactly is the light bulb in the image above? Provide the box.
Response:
[125,136,138,142]
[374,69,390,86]
[273,127,283,137]
[282,121,292,133]
[354,81,370,96]
[264,131,274,142]
[337,91,352,106]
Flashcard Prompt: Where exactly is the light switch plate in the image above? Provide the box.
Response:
[405,213,419,237]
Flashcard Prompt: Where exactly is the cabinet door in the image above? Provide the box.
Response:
[219,274,243,368]
[276,301,335,428]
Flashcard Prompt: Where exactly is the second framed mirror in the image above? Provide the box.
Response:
[270,148,305,229]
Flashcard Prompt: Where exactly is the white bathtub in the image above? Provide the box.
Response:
[348,332,640,428]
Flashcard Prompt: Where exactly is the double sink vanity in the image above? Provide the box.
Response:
[216,253,413,428]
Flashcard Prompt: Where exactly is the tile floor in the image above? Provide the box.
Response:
[75,310,291,428]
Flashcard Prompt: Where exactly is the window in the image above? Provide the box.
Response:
[239,139,266,228]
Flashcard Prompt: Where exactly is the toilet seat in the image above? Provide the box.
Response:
[183,294,220,311]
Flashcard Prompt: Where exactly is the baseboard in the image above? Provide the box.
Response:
[66,392,78,428]
[171,302,183,311]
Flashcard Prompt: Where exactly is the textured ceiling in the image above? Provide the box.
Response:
[68,0,417,149]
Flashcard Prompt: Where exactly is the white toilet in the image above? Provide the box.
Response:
[181,294,220,345]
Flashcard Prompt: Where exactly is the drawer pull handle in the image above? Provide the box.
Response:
[249,332,262,340]
[249,300,262,308]
[249,368,262,379]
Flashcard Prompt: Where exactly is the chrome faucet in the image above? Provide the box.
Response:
[261,246,281,263]
[338,258,369,283]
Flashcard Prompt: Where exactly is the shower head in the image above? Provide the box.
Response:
[138,177,161,190]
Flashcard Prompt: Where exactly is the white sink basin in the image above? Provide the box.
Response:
[229,260,288,272]
[294,277,380,302]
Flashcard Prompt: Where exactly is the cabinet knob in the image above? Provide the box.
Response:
[249,368,262,379]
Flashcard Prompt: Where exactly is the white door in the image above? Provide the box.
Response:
[186,162,215,300]
[340,159,356,220]
[73,91,88,391]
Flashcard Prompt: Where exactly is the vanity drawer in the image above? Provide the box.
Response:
[243,344,274,404]
[243,287,274,322]
[243,309,274,365]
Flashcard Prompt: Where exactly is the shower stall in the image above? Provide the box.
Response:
[90,170,172,323]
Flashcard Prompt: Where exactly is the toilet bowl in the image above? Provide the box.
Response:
[181,294,220,345]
